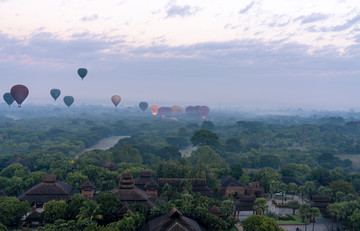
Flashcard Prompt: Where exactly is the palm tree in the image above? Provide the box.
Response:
[309,207,320,231]
[77,199,103,221]
[299,204,311,231]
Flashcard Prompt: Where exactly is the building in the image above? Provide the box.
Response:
[142,207,205,231]
[18,174,77,206]
[80,181,95,199]
[158,178,213,197]
[220,176,264,199]
[311,195,331,214]
[112,173,155,209]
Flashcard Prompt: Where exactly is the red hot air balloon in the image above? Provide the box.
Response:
[10,85,29,107]
[199,106,210,119]
[111,95,121,107]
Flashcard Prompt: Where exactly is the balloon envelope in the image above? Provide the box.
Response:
[139,102,148,111]
[50,89,61,101]
[77,68,88,79]
[150,105,159,115]
[111,95,121,107]
[172,105,184,116]
[158,107,172,118]
[10,85,29,107]
[63,96,74,107]
[3,92,14,106]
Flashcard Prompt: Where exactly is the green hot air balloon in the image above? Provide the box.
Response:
[77,68,88,80]
[63,96,74,108]
[50,89,61,101]
[139,102,148,112]
[3,92,14,107]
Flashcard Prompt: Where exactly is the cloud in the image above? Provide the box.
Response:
[332,14,360,31]
[80,14,99,22]
[239,2,255,14]
[2,31,360,108]
[165,2,199,18]
[295,13,329,24]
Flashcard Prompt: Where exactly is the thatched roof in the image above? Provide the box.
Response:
[311,195,331,202]
[208,205,224,217]
[145,207,203,231]
[99,161,118,171]
[135,170,157,190]
[112,173,155,209]
[145,179,159,190]
[220,176,245,187]
[281,176,304,186]
[18,174,77,203]
[158,178,213,197]
[81,181,95,190]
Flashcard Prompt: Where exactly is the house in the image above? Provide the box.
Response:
[158,178,213,197]
[220,176,264,199]
[142,207,205,231]
[18,174,77,206]
[80,181,95,199]
[99,161,118,171]
[311,195,331,214]
[112,173,155,209]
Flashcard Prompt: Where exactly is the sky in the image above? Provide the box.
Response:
[0,0,360,110]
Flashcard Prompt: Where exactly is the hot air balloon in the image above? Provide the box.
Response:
[77,68,87,80]
[171,105,184,116]
[63,96,74,108]
[199,106,210,119]
[158,107,172,118]
[150,105,159,115]
[139,102,148,112]
[10,84,29,107]
[3,93,14,107]
[111,95,121,107]
[50,89,61,101]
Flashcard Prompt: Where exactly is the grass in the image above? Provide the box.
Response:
[276,215,309,225]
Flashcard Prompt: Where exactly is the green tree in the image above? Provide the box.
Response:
[156,146,181,161]
[77,199,103,221]
[66,193,85,220]
[0,163,29,178]
[299,204,311,231]
[309,207,320,231]
[44,200,68,223]
[0,197,30,227]
[109,145,142,164]
[329,180,354,195]
[189,146,228,170]
[349,208,360,231]
[287,182,298,199]
[219,199,235,216]
[241,215,285,231]
[252,167,281,192]
[66,172,89,190]
[253,198,268,215]
[190,129,220,147]
[288,200,300,215]
[96,191,122,225]
[230,163,243,180]
[201,121,215,130]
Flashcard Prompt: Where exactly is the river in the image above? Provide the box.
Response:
[79,135,130,154]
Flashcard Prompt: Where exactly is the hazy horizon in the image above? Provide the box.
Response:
[1,0,360,110]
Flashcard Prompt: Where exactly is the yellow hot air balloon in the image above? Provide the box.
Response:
[150,105,159,115]
[171,105,184,116]
[111,95,121,107]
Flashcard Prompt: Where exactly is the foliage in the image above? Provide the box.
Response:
[252,167,281,192]
[0,197,30,227]
[44,200,68,223]
[190,129,220,147]
[241,215,285,231]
